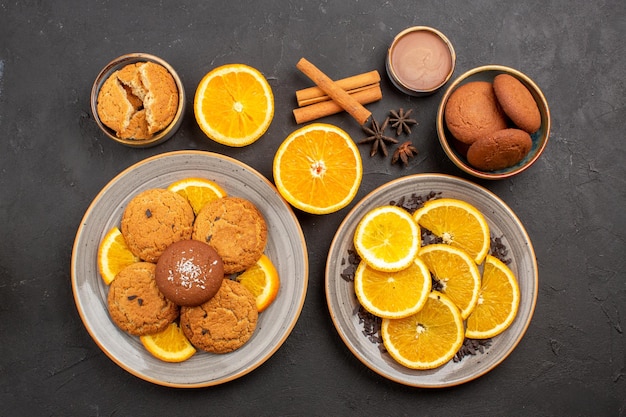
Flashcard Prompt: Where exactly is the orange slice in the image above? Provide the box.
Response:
[353,205,420,272]
[236,254,280,312]
[381,291,465,370]
[194,64,274,147]
[97,226,140,285]
[413,198,490,264]
[273,123,362,214]
[418,244,481,319]
[140,322,196,363]
[354,257,431,319]
[466,255,521,339]
[167,177,227,215]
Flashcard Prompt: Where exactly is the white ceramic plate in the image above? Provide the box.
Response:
[72,151,308,387]
[325,173,537,387]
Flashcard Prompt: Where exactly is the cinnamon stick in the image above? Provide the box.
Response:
[296,70,381,107]
[293,84,382,124]
[296,58,372,125]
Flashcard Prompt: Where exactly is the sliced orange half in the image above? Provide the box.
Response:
[466,255,521,339]
[140,322,196,363]
[273,123,362,214]
[194,63,274,147]
[381,291,465,370]
[236,254,280,312]
[97,226,140,285]
[418,243,481,319]
[167,177,227,215]
[413,198,490,264]
[354,257,431,319]
[353,205,420,272]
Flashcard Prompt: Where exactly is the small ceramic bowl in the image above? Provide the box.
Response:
[436,65,550,179]
[90,53,185,148]
[386,26,456,96]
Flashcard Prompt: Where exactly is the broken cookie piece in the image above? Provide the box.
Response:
[96,61,179,140]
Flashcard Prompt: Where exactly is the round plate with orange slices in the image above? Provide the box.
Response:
[71,151,308,387]
[325,173,537,387]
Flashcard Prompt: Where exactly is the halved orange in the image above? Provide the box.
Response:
[353,205,420,272]
[413,198,490,264]
[194,63,274,147]
[273,123,362,214]
[140,322,196,363]
[167,177,227,215]
[418,244,481,319]
[381,291,465,370]
[236,254,280,312]
[97,226,140,285]
[466,255,520,339]
[354,257,431,319]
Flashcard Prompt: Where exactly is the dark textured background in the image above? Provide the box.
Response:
[1,1,624,416]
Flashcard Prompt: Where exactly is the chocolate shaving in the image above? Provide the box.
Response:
[453,338,493,362]
[490,236,512,264]
[390,191,441,214]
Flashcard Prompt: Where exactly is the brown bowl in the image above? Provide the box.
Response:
[436,65,550,179]
[90,53,185,148]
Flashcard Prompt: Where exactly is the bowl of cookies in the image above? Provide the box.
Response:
[91,53,186,147]
[436,65,550,179]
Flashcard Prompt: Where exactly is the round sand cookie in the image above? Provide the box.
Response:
[155,240,224,306]
[180,279,258,354]
[121,188,194,263]
[138,62,178,134]
[493,73,541,134]
[107,262,179,336]
[96,72,135,135]
[467,128,532,171]
[192,197,267,274]
[445,81,508,144]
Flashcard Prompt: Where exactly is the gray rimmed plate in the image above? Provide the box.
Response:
[325,173,537,387]
[71,151,308,387]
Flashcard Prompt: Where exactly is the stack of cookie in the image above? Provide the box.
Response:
[107,187,269,355]
[97,61,179,140]
[444,74,541,171]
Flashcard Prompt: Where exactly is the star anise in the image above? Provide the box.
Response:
[359,117,398,157]
[389,108,418,136]
[392,141,418,166]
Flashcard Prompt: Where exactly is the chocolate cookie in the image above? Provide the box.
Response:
[467,128,532,171]
[493,74,541,134]
[107,262,179,336]
[121,188,194,263]
[155,240,224,306]
[192,197,267,274]
[445,81,508,144]
[180,279,258,354]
